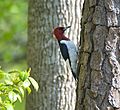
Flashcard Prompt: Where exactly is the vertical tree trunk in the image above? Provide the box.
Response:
[26,0,83,110]
[76,0,120,110]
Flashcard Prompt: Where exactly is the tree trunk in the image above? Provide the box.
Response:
[26,0,83,110]
[76,0,120,110]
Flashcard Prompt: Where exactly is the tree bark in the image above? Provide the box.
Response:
[26,0,83,110]
[76,0,120,110]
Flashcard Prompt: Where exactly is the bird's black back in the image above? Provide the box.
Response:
[58,41,69,61]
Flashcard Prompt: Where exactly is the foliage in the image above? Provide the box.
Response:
[0,0,27,70]
[0,68,39,110]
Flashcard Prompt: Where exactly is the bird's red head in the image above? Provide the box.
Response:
[53,26,71,41]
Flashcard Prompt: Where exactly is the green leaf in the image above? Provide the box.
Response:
[13,88,20,94]
[27,68,31,76]
[0,107,6,110]
[0,96,2,103]
[29,77,39,91]
[10,72,20,84]
[26,87,31,94]
[19,87,24,97]
[5,79,13,85]
[5,103,14,110]
[8,91,17,103]
[19,71,29,81]
[0,70,5,80]
[17,94,22,102]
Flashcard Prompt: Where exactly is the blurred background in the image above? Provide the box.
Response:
[0,0,27,110]
[0,0,27,70]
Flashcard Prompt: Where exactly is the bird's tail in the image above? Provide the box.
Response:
[68,58,77,80]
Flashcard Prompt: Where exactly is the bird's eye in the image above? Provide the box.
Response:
[59,28,61,30]
[59,27,63,30]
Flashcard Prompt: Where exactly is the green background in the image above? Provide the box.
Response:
[0,0,27,109]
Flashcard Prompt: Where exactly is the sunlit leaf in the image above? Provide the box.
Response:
[27,68,31,76]
[5,79,13,85]
[10,72,20,84]
[23,79,30,88]
[26,87,31,94]
[8,91,17,103]
[5,103,14,110]
[19,87,24,97]
[0,97,2,103]
[17,94,22,103]
[29,77,39,91]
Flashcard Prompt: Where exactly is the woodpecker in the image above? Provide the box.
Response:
[53,26,77,80]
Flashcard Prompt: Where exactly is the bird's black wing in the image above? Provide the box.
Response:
[59,43,69,61]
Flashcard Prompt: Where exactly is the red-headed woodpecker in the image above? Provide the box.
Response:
[53,26,77,80]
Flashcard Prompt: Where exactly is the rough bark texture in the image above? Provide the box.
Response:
[76,0,120,110]
[26,0,83,110]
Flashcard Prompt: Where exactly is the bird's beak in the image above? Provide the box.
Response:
[63,26,71,32]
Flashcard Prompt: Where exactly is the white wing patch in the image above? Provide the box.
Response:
[60,40,78,74]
